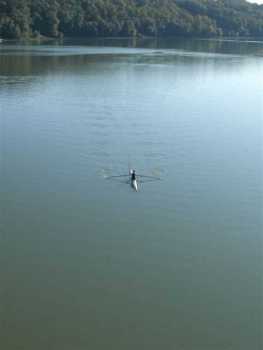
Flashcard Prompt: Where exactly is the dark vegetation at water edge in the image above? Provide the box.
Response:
[1,0,263,40]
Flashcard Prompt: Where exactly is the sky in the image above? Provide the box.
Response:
[247,0,263,3]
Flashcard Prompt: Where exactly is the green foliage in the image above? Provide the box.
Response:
[0,0,31,38]
[0,0,263,39]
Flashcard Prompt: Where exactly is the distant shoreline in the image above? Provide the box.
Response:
[1,35,263,45]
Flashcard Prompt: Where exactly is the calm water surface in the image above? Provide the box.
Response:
[1,38,262,350]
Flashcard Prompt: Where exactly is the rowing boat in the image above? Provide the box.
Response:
[105,169,160,192]
[131,179,138,191]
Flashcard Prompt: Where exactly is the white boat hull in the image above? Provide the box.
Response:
[131,179,138,191]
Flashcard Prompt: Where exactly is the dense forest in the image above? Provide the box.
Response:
[0,0,263,39]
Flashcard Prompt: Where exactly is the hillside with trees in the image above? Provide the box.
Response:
[0,0,263,39]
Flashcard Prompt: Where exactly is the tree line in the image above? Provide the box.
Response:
[1,0,263,39]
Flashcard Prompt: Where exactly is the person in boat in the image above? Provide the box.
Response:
[131,169,136,182]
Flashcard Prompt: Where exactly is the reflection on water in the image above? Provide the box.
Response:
[2,35,263,54]
[1,36,263,77]
[1,38,262,350]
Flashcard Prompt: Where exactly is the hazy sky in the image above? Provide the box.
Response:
[247,0,263,4]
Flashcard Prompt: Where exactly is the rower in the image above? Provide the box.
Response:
[131,169,136,181]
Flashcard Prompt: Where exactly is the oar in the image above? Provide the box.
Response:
[106,174,129,179]
[137,175,161,180]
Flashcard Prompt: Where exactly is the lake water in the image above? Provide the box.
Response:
[1,38,262,350]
